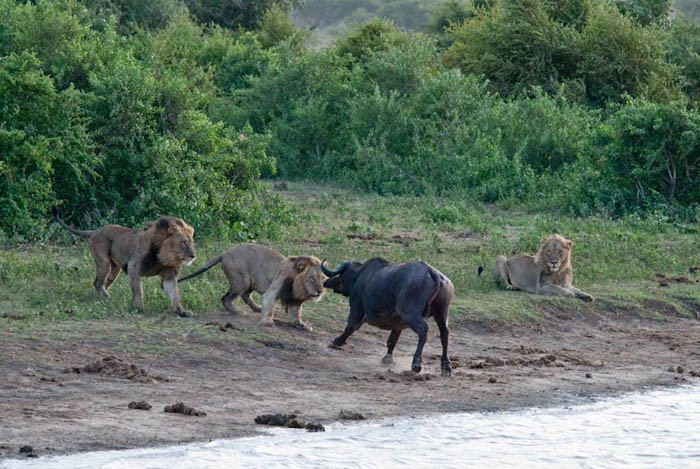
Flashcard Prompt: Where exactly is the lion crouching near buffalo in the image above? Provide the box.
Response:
[52,207,196,316]
[178,243,326,331]
[491,234,594,302]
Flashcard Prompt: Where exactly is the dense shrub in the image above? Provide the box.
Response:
[600,99,700,211]
[239,46,354,177]
[0,0,289,241]
[3,0,700,243]
[0,52,95,239]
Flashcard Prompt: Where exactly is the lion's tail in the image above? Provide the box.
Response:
[178,255,223,283]
[51,206,94,238]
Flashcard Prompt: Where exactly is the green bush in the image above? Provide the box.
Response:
[577,1,678,105]
[240,46,353,177]
[601,99,700,211]
[0,52,95,240]
[443,0,580,97]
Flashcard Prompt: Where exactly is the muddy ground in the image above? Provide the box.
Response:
[2,303,700,461]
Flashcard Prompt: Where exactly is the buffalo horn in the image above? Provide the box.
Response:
[321,259,350,277]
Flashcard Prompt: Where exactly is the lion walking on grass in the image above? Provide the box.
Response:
[52,207,196,316]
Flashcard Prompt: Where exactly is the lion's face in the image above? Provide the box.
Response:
[154,217,196,268]
[292,257,327,301]
[538,235,572,274]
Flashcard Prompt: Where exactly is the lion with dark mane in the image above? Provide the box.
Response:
[492,234,594,302]
[52,207,196,316]
[178,243,326,331]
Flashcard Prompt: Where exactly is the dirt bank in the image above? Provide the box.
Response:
[2,303,700,461]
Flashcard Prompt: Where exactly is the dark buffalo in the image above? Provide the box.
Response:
[321,258,454,377]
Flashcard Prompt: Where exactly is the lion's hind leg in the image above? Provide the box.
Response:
[241,291,262,313]
[494,255,514,289]
[104,261,122,290]
[90,251,112,298]
[221,287,248,315]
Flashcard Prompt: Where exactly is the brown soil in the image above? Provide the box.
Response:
[1,305,700,461]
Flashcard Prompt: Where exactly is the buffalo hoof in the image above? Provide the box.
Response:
[293,320,313,332]
[381,354,394,365]
[176,310,192,318]
[329,341,343,350]
[411,362,422,374]
[441,368,452,378]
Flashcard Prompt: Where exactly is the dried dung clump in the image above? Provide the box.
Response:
[128,401,152,410]
[255,413,325,432]
[164,402,207,416]
[64,356,169,383]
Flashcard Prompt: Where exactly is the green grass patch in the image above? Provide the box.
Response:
[2,182,699,342]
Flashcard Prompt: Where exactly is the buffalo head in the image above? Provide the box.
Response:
[321,259,354,296]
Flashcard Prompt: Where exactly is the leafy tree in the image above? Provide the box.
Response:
[613,0,672,26]
[334,18,409,62]
[0,0,120,90]
[240,46,353,178]
[427,0,476,48]
[444,0,580,97]
[0,52,95,239]
[601,99,700,210]
[257,4,310,49]
[185,0,303,30]
[577,2,678,105]
[82,0,187,33]
[664,17,700,102]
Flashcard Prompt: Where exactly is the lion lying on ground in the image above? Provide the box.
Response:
[52,207,196,316]
[492,234,594,302]
[178,243,326,331]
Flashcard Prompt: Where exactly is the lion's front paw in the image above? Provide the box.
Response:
[258,318,275,328]
[176,309,192,318]
[293,320,313,332]
[581,294,595,302]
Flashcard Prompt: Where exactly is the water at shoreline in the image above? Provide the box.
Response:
[4,384,700,469]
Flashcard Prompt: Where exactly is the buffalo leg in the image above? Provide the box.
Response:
[382,329,402,365]
[406,317,429,373]
[434,315,452,377]
[331,308,365,349]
